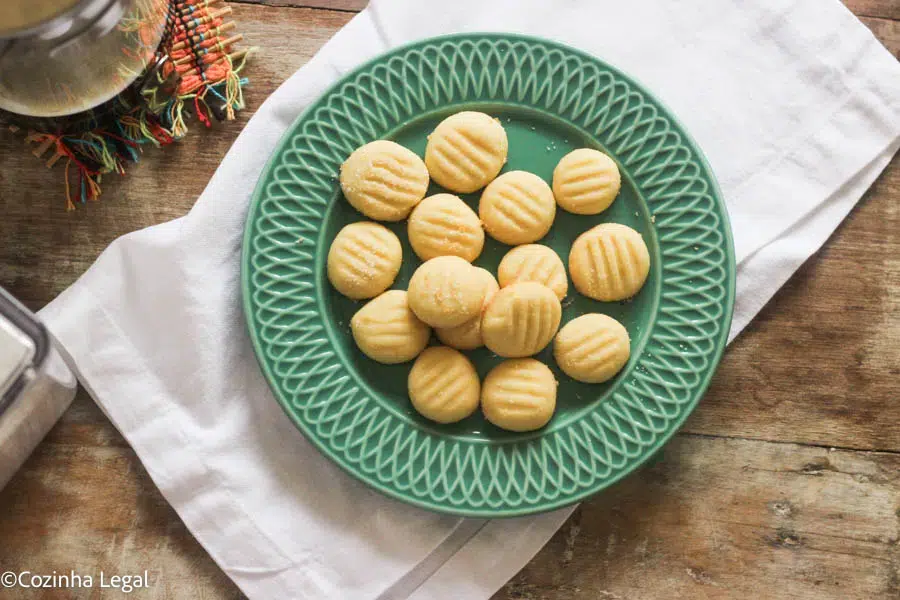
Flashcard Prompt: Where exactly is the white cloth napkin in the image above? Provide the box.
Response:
[39,0,900,598]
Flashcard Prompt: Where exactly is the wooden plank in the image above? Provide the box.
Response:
[845,0,900,20]
[2,424,897,599]
[233,0,368,11]
[495,435,900,600]
[862,16,900,58]
[233,0,900,22]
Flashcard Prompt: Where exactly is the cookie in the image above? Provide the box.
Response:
[479,171,556,245]
[350,290,431,364]
[408,346,480,424]
[327,222,402,299]
[481,359,557,432]
[481,282,561,358]
[340,140,429,221]
[407,193,484,262]
[497,244,568,300]
[407,256,487,328]
[552,148,621,215]
[425,111,508,193]
[569,223,650,301]
[554,314,630,383]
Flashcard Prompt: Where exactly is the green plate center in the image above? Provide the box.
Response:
[321,104,660,442]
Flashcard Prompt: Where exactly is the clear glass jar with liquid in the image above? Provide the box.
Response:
[0,0,169,118]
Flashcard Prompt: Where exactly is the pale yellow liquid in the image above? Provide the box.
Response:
[0,0,82,33]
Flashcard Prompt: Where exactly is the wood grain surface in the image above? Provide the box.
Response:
[0,2,897,599]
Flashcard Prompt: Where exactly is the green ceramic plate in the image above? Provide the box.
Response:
[242,33,735,517]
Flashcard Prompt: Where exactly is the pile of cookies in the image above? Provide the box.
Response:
[329,111,650,432]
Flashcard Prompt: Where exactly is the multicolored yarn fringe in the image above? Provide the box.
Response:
[8,0,252,210]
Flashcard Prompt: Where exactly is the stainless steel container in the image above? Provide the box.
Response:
[0,288,77,490]
[0,0,169,117]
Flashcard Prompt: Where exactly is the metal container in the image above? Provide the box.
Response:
[0,287,77,490]
[0,0,169,118]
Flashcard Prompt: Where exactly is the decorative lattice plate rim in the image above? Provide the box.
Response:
[242,33,736,517]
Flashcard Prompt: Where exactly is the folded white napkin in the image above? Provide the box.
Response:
[39,0,900,598]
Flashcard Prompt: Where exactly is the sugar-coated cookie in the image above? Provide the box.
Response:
[351,290,431,364]
[479,171,556,245]
[407,193,484,262]
[481,282,561,358]
[340,140,429,221]
[434,268,499,350]
[569,223,650,301]
[554,314,630,383]
[407,256,487,328]
[425,111,508,193]
[552,148,621,215]
[481,359,557,432]
[327,222,402,299]
[408,346,480,424]
[497,244,568,300]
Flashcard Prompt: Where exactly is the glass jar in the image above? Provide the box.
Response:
[0,0,169,118]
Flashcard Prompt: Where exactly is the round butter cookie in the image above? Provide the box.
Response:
[481,282,561,358]
[554,313,630,383]
[340,140,429,221]
[407,256,487,328]
[552,148,621,215]
[407,193,484,262]
[435,268,499,350]
[408,346,480,424]
[327,222,402,299]
[482,359,557,432]
[425,111,508,193]
[479,171,556,245]
[497,244,567,300]
[569,223,650,301]
[351,290,431,364]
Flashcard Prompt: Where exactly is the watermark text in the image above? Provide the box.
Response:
[1,570,152,594]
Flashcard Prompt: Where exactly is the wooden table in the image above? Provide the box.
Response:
[0,2,897,598]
